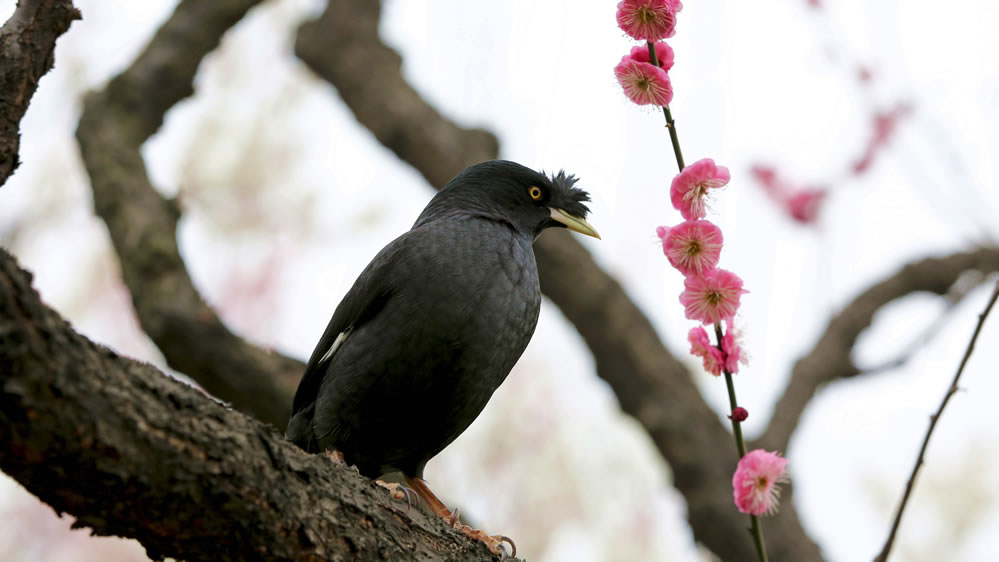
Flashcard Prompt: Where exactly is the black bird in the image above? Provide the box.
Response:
[286,160,598,554]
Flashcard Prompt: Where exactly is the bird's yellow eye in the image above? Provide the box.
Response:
[529,186,543,200]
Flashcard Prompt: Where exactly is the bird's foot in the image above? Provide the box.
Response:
[454,521,516,558]
[404,475,516,558]
[375,480,417,511]
[431,506,516,557]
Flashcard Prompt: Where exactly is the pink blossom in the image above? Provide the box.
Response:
[721,326,747,374]
[626,42,675,71]
[679,268,747,325]
[614,58,673,106]
[657,220,723,276]
[688,326,724,376]
[786,189,827,224]
[851,101,912,175]
[729,407,748,422]
[670,158,731,220]
[732,450,789,516]
[749,164,827,225]
[616,0,681,41]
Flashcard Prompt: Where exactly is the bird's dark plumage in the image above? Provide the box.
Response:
[286,160,596,481]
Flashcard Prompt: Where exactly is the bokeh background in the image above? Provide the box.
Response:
[1,0,998,560]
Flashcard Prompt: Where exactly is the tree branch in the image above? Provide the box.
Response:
[755,247,999,453]
[294,2,823,560]
[75,0,302,428]
[0,248,509,561]
[0,0,80,186]
[874,278,999,562]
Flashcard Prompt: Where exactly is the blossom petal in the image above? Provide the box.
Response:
[679,268,747,325]
[614,58,673,106]
[616,0,680,41]
[670,158,731,220]
[732,450,789,516]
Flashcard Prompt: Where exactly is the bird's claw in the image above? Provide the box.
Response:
[455,524,517,558]
[497,535,517,558]
[375,480,417,511]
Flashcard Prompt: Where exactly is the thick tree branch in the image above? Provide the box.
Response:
[0,0,79,186]
[295,2,822,560]
[0,248,508,562]
[756,247,999,453]
[75,0,301,428]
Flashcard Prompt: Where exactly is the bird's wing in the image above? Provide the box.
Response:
[290,232,412,416]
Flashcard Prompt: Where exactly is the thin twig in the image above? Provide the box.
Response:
[859,276,979,376]
[646,40,685,171]
[874,278,999,562]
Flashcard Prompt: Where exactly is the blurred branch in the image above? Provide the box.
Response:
[0,248,510,562]
[855,272,985,376]
[874,278,999,562]
[0,0,79,186]
[756,248,999,453]
[75,0,302,428]
[295,2,823,560]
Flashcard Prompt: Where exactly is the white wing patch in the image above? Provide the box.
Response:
[319,327,352,365]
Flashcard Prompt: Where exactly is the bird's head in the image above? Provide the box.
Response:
[416,160,600,240]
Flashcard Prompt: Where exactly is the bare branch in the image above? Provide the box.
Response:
[75,0,302,428]
[756,248,999,453]
[0,248,510,561]
[857,271,982,376]
[0,0,80,186]
[874,278,999,562]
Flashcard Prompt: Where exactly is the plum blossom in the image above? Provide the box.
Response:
[786,189,827,224]
[688,326,724,376]
[614,57,673,106]
[656,220,723,277]
[732,450,789,516]
[721,324,747,374]
[729,407,748,422]
[670,158,731,220]
[679,268,747,325]
[616,0,681,41]
[749,164,828,225]
[626,41,675,71]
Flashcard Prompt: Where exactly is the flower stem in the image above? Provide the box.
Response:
[646,41,685,172]
[715,323,769,562]
[647,32,766,559]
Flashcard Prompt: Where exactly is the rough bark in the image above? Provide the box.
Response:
[0,0,80,185]
[0,248,507,562]
[75,0,301,429]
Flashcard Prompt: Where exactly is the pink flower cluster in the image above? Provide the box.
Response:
[657,158,748,359]
[614,0,681,106]
[614,2,786,521]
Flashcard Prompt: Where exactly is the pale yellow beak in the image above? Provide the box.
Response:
[550,208,601,240]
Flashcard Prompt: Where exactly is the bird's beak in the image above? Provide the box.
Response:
[550,208,601,240]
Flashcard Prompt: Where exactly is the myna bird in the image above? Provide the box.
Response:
[286,160,599,556]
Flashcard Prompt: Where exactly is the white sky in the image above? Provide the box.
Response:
[1,0,998,560]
